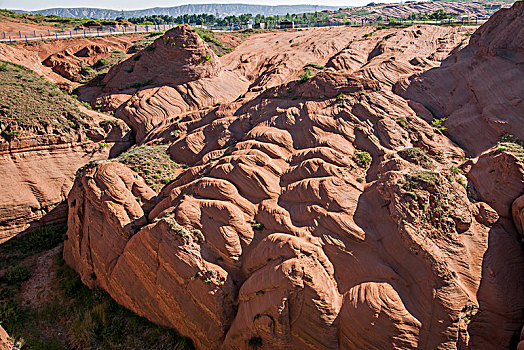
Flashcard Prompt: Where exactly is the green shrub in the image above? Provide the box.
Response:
[399,147,431,168]
[305,63,325,69]
[431,117,447,131]
[353,150,372,167]
[3,130,19,137]
[397,117,407,128]
[299,68,313,84]
[0,301,20,332]
[93,58,108,67]
[253,223,264,231]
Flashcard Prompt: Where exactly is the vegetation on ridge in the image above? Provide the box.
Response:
[0,60,88,133]
[118,145,181,191]
[0,225,194,349]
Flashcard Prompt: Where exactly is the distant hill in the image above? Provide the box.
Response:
[19,4,341,20]
[322,0,514,22]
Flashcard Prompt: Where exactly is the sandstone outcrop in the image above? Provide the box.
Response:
[91,24,250,142]
[398,1,524,155]
[58,3,524,349]
[0,60,132,240]
[64,7,524,348]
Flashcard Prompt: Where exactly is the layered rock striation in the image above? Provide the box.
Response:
[64,4,524,349]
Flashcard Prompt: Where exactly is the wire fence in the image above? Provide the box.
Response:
[0,18,484,44]
[0,24,176,43]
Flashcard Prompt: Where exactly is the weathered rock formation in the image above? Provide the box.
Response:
[64,4,524,348]
[90,24,250,142]
[398,1,524,155]
[0,60,132,240]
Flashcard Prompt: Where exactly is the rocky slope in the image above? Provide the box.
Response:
[398,1,524,155]
[0,60,132,241]
[89,24,250,142]
[63,3,524,349]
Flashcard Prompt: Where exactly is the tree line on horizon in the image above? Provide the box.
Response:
[124,9,457,27]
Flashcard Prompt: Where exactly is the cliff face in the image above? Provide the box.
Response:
[63,4,524,349]
[398,1,524,155]
[0,61,132,241]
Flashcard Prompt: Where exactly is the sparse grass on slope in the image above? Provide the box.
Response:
[119,144,181,191]
[0,225,194,349]
[0,60,88,132]
[193,28,232,57]
[129,31,165,52]
[497,134,524,161]
[79,49,127,83]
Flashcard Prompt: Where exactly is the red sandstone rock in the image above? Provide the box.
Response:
[0,3,517,349]
[64,13,524,345]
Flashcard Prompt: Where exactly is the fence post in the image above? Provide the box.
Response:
[135,25,137,33]
[97,28,100,37]
[34,30,36,37]
[25,35,28,44]
[19,31,21,38]
[9,36,12,44]
[40,33,43,41]
[55,33,58,40]
[70,31,72,39]
[48,29,50,36]
[84,30,86,38]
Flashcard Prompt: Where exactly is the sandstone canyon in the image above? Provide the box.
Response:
[0,2,523,349]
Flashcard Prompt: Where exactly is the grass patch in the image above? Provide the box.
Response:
[403,170,440,192]
[353,150,372,168]
[399,147,431,169]
[80,49,127,83]
[497,134,524,160]
[131,79,153,89]
[299,68,313,84]
[0,225,66,270]
[118,145,181,191]
[129,32,165,52]
[0,245,194,349]
[0,61,89,132]
[193,28,232,57]
[0,9,91,28]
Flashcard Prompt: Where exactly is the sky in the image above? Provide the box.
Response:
[0,0,401,11]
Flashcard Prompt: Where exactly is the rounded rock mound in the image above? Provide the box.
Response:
[102,24,220,90]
